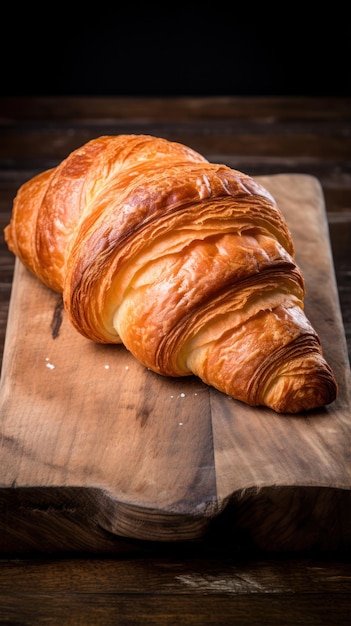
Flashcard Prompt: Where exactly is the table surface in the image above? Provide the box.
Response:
[0,96,350,625]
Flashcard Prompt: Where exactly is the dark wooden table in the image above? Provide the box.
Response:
[0,96,350,625]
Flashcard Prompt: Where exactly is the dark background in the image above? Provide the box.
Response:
[2,6,349,97]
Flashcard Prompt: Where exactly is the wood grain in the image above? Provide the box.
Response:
[0,173,350,553]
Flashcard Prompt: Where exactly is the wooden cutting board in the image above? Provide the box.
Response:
[0,174,350,553]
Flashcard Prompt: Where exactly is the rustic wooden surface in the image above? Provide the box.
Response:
[1,173,350,554]
[0,96,350,624]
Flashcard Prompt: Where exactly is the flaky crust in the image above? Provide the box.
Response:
[4,134,338,413]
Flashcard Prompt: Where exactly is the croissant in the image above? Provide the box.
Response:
[4,134,338,413]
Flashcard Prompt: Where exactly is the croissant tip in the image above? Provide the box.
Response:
[265,379,338,414]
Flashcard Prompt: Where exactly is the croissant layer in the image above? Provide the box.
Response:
[4,134,338,413]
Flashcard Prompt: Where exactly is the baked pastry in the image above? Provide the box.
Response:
[4,134,338,413]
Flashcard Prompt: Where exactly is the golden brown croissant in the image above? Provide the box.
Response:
[4,134,338,413]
